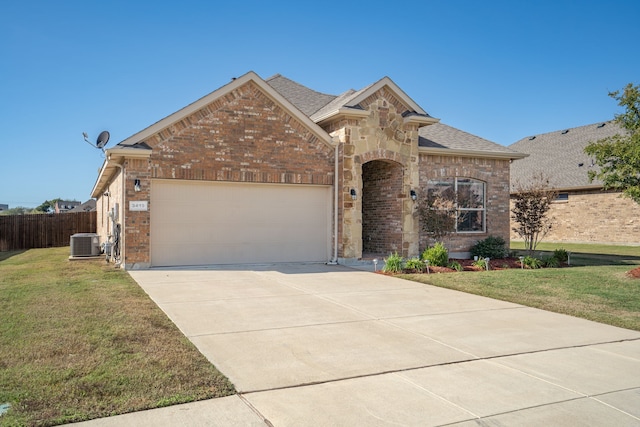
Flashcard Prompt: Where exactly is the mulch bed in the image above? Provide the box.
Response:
[627,266,640,279]
[398,257,525,274]
[392,258,640,278]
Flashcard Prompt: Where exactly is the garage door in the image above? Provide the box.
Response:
[150,180,332,266]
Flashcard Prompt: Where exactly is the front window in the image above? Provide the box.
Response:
[426,178,486,233]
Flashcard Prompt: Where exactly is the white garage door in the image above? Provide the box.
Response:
[150,180,332,266]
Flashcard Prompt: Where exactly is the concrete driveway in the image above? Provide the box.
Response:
[79,263,640,426]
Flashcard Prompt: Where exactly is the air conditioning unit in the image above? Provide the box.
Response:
[70,233,100,257]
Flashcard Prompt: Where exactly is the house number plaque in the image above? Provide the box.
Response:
[129,201,148,211]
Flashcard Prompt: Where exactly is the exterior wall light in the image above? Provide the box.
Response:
[410,189,417,201]
[134,179,141,192]
[350,189,357,200]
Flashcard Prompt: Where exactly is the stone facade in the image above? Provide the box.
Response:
[321,89,421,259]
[510,189,640,245]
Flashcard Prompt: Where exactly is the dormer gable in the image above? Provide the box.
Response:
[311,76,439,128]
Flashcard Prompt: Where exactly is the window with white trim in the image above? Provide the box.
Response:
[426,178,486,233]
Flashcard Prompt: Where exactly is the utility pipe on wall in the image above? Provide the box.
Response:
[330,136,339,264]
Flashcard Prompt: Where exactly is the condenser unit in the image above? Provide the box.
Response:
[70,233,100,257]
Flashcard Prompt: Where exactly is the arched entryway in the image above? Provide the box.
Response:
[361,160,404,257]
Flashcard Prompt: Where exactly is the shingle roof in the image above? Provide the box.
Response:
[266,75,522,159]
[265,74,337,116]
[419,123,524,158]
[309,88,359,121]
[509,121,624,189]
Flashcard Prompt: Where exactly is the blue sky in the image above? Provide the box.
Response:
[1,0,638,208]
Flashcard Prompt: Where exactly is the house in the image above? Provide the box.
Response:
[0,204,7,212]
[68,199,96,212]
[91,71,524,269]
[54,200,81,213]
[509,121,640,244]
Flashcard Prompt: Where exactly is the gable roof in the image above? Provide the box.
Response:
[68,199,96,212]
[115,71,334,149]
[312,76,438,125]
[509,121,624,190]
[266,74,438,126]
[419,123,526,160]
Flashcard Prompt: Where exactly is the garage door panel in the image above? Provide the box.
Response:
[151,180,331,266]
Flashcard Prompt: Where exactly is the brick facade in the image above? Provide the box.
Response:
[148,81,334,186]
[510,189,640,245]
[93,73,517,268]
[362,160,404,255]
[113,80,335,268]
[419,154,512,255]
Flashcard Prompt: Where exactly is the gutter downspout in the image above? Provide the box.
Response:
[111,160,125,268]
[329,136,339,264]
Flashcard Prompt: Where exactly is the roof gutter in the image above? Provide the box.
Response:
[90,147,152,198]
[313,107,371,125]
[419,146,528,161]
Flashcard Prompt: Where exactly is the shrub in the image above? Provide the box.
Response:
[522,256,543,269]
[421,242,449,267]
[543,255,561,268]
[470,236,508,259]
[553,249,568,263]
[383,252,405,273]
[448,261,463,271]
[405,257,426,272]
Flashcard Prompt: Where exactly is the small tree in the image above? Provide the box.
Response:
[417,190,456,245]
[585,83,640,204]
[34,198,62,213]
[511,173,558,254]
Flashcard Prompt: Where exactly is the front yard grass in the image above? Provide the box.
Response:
[398,244,640,332]
[0,248,234,427]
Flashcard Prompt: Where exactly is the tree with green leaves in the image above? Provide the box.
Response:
[511,173,558,255]
[585,83,640,204]
[34,198,62,213]
[0,206,34,215]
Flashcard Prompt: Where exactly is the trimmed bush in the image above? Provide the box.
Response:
[422,242,449,267]
[470,236,508,259]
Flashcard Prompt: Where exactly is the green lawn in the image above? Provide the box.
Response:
[399,243,640,332]
[0,248,234,427]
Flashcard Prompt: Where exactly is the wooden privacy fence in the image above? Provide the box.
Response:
[0,211,97,251]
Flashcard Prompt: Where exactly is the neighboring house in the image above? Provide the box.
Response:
[68,199,96,212]
[0,204,8,212]
[91,71,524,269]
[54,200,81,213]
[509,121,640,245]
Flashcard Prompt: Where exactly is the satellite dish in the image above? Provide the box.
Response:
[83,130,110,152]
[96,131,110,149]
